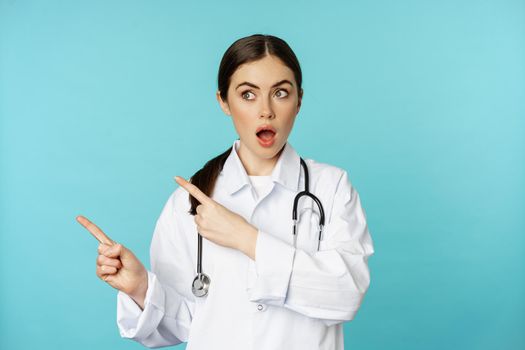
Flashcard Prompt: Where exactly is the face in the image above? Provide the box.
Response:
[216,54,303,165]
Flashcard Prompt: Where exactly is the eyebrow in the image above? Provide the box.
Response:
[235,79,294,90]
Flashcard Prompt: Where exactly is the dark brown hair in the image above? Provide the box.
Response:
[188,34,303,215]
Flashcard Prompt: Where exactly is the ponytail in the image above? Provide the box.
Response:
[187,146,233,215]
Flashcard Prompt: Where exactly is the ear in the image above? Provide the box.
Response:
[216,90,231,116]
[296,88,303,113]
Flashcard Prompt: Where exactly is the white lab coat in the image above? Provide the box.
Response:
[116,139,375,350]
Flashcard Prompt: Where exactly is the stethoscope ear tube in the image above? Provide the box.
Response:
[292,190,325,250]
[293,159,325,251]
[292,191,325,226]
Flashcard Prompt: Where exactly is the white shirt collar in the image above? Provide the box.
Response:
[221,139,301,195]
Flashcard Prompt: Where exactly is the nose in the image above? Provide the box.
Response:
[259,95,275,119]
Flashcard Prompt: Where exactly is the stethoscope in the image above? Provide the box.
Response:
[191,157,325,298]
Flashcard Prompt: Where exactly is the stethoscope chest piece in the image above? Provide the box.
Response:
[192,272,210,297]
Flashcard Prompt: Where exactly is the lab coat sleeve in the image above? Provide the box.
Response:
[116,188,196,347]
[247,170,374,327]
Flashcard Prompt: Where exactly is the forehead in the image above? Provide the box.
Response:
[229,55,296,88]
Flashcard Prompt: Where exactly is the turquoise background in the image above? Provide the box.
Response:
[1,0,524,349]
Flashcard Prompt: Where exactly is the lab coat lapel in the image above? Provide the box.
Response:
[216,139,302,221]
[220,138,301,196]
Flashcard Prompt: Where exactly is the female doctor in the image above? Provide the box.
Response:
[77,34,374,350]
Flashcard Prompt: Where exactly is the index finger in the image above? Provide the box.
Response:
[76,215,115,245]
[174,176,213,205]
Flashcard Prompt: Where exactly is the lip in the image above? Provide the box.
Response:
[256,124,277,134]
[256,124,277,148]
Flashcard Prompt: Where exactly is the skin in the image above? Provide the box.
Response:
[76,53,303,310]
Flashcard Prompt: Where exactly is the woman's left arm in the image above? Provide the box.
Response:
[246,170,375,326]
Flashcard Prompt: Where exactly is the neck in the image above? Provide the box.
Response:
[237,142,284,176]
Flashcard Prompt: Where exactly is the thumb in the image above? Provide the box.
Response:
[108,243,137,264]
[103,243,124,259]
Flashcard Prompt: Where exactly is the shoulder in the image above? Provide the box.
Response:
[163,186,192,216]
[302,157,351,191]
[301,158,365,225]
[154,187,194,237]
[301,157,358,217]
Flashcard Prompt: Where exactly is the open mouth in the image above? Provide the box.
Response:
[256,125,277,146]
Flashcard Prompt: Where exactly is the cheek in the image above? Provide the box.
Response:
[230,100,256,117]
[275,100,298,122]
[229,102,257,125]
[229,113,254,137]
[282,117,297,135]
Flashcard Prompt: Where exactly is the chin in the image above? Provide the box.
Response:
[263,141,286,158]
[241,137,285,159]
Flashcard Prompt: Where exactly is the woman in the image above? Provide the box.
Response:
[77,34,374,349]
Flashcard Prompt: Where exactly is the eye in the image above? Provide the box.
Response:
[241,90,255,100]
[275,89,289,98]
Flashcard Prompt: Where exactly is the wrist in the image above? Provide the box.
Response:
[129,271,148,309]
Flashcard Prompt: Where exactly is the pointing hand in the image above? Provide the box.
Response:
[175,176,258,259]
[76,215,148,309]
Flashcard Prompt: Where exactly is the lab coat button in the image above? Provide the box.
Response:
[256,304,265,311]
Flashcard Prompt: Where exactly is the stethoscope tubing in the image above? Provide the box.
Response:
[192,157,325,297]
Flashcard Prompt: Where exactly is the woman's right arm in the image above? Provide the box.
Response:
[116,188,196,347]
